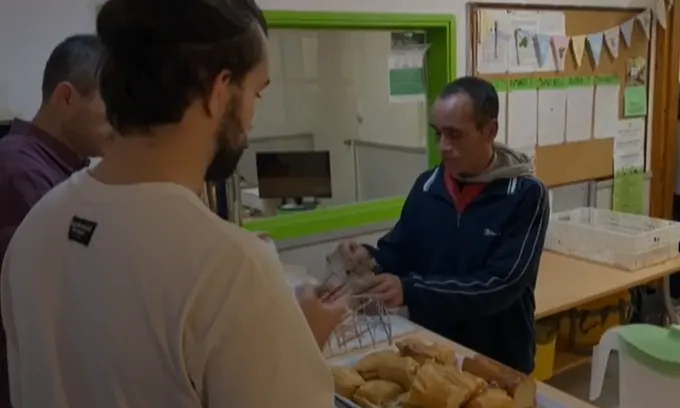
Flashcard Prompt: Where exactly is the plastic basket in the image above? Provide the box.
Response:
[545,208,680,271]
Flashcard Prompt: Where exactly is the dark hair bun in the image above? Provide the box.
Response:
[97,0,255,64]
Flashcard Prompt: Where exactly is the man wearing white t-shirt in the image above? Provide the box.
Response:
[0,0,346,407]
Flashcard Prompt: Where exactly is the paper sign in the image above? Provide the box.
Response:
[613,118,646,215]
[514,29,536,69]
[388,48,427,103]
[614,119,646,170]
[637,9,652,39]
[587,32,604,67]
[620,19,635,48]
[551,35,570,71]
[604,27,620,59]
[624,86,648,117]
[534,34,552,67]
[656,0,668,29]
[571,35,586,67]
[613,171,645,215]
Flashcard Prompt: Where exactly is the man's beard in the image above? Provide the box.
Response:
[204,102,246,182]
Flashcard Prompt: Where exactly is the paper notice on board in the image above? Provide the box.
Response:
[477,9,511,74]
[507,10,565,73]
[388,48,428,103]
[613,118,645,171]
[612,118,645,215]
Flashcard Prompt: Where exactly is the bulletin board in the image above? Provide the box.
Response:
[469,6,652,187]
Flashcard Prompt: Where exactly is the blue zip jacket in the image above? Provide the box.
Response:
[366,165,550,373]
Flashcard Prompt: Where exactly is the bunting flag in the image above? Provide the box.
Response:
[551,35,570,71]
[637,9,652,39]
[571,35,586,67]
[620,18,635,48]
[604,27,620,59]
[587,32,604,67]
[655,0,668,28]
[534,34,552,67]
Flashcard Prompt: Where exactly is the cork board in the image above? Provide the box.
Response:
[470,6,651,187]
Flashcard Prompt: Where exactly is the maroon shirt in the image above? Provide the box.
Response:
[0,118,87,407]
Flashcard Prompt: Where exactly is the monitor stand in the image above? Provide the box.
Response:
[279,197,317,212]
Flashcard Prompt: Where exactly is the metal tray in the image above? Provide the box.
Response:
[330,345,575,408]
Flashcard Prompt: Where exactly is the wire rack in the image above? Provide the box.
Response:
[322,248,393,357]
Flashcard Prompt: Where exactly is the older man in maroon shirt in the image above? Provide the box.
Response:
[0,34,113,406]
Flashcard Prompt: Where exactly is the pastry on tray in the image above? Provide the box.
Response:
[375,355,420,389]
[464,388,514,408]
[408,362,487,408]
[352,379,404,408]
[331,366,365,399]
[355,350,400,380]
[396,338,456,366]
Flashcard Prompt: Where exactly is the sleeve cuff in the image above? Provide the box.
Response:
[400,275,416,307]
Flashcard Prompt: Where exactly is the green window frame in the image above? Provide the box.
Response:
[243,10,457,241]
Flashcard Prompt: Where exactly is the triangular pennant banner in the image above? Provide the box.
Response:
[551,35,570,71]
[587,32,604,67]
[534,34,552,67]
[655,0,668,29]
[636,9,652,39]
[620,18,635,48]
[604,27,620,59]
[571,35,586,67]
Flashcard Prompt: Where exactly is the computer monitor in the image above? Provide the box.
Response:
[255,151,332,201]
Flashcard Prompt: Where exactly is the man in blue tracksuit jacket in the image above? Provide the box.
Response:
[341,76,550,374]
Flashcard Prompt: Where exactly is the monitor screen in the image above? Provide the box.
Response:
[255,151,332,199]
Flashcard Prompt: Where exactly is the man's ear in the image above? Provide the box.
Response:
[206,70,232,118]
[51,82,75,107]
[485,119,499,142]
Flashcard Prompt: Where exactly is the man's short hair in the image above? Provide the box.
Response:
[41,34,106,101]
[96,0,269,135]
[439,76,499,128]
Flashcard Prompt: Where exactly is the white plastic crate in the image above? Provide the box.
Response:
[545,208,680,270]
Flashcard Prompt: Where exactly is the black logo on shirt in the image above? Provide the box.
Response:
[68,216,98,247]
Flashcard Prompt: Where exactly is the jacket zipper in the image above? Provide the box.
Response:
[457,213,462,228]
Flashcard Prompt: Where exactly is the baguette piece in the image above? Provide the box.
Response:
[462,355,536,408]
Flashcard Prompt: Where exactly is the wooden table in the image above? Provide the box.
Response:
[536,252,680,319]
[534,252,680,375]
[328,327,598,408]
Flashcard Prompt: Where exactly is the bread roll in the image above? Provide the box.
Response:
[465,388,514,408]
[396,338,456,365]
[407,363,473,408]
[355,350,400,380]
[330,366,365,399]
[353,379,403,408]
[376,356,420,389]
